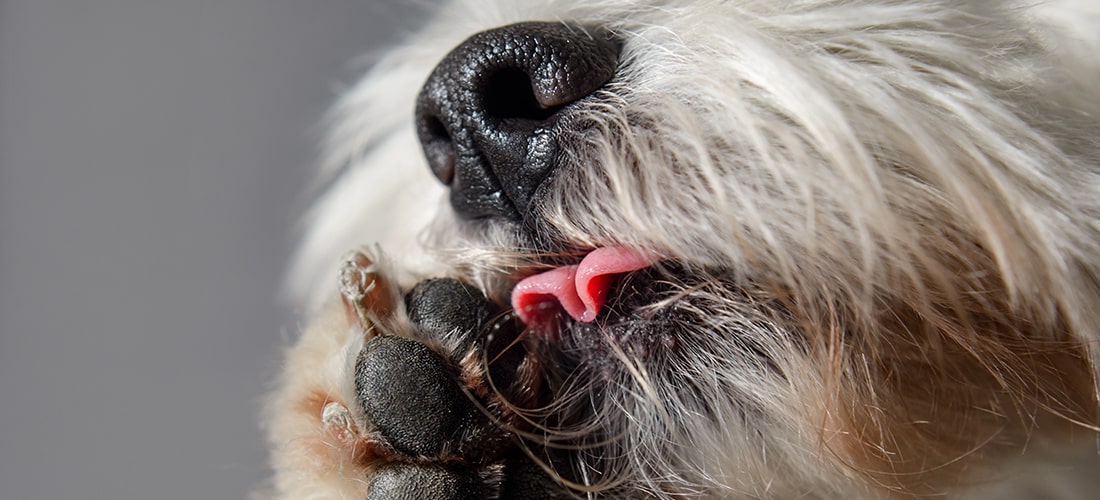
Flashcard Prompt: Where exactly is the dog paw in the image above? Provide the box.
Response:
[355,334,480,459]
[323,252,571,498]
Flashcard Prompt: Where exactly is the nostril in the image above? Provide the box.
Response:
[415,21,621,222]
[483,68,560,121]
[419,115,456,185]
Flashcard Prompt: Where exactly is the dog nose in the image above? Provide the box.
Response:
[416,22,620,222]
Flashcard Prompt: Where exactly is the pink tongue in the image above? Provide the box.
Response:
[511,247,657,325]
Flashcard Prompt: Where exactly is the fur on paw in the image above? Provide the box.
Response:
[268,250,572,498]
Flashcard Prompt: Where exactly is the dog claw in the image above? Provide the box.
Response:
[320,401,358,443]
[339,250,396,332]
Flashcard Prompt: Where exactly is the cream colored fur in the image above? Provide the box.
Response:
[269,1,1100,497]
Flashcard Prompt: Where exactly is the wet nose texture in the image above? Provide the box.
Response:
[416,22,620,222]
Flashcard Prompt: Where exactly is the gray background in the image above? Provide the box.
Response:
[0,1,423,498]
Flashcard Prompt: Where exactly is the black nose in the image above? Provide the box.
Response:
[415,22,620,222]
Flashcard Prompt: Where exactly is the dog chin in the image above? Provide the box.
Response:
[268,1,1100,498]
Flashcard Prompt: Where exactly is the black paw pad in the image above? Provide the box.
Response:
[407,278,532,401]
[355,335,474,458]
[367,463,483,500]
[406,278,492,355]
[356,277,565,496]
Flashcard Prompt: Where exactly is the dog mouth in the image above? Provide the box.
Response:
[505,245,705,365]
[510,246,660,327]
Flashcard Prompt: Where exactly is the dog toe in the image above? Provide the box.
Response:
[367,463,484,499]
[355,335,476,458]
[345,274,569,495]
[406,278,493,356]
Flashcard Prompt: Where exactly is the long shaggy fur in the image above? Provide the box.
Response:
[269,1,1100,498]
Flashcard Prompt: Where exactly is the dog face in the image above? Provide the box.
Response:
[268,1,1100,497]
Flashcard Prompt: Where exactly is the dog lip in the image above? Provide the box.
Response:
[511,247,658,325]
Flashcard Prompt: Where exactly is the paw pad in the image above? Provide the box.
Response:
[356,334,475,458]
[367,463,482,500]
[347,271,568,498]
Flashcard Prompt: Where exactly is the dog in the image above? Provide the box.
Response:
[265,1,1100,497]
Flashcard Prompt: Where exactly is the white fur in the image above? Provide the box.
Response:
[273,1,1100,497]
